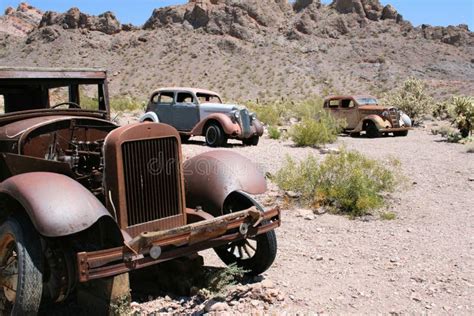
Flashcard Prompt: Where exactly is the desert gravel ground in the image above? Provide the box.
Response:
[175,127,474,314]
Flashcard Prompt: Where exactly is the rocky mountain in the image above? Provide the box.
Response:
[0,1,472,101]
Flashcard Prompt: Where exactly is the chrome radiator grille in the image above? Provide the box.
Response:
[122,137,182,226]
[239,109,252,138]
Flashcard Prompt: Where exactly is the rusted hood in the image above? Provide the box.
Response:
[358,105,387,111]
[0,115,116,140]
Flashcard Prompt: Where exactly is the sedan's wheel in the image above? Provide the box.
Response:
[205,123,227,147]
[243,136,259,146]
[0,217,43,315]
[365,121,381,138]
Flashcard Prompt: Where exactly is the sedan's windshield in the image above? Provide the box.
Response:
[356,97,378,105]
[197,93,222,104]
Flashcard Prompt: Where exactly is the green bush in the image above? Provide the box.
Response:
[448,96,474,138]
[384,77,434,124]
[290,114,345,147]
[110,96,144,112]
[202,264,247,295]
[274,149,399,217]
[267,126,282,140]
[247,101,287,126]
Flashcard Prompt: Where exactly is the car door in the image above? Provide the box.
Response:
[147,91,174,124]
[172,92,200,131]
[326,99,342,120]
[339,98,359,129]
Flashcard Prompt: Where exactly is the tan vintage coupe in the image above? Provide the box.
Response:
[324,95,412,137]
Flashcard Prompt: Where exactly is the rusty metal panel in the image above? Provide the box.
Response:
[0,172,112,237]
[104,123,186,235]
[0,67,107,80]
[183,150,267,213]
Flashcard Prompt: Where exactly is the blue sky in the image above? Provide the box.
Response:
[1,0,473,30]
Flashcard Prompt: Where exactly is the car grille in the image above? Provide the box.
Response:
[387,110,400,128]
[239,109,252,138]
[122,137,182,226]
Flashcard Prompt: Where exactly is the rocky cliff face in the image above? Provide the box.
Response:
[0,1,472,101]
[0,2,42,36]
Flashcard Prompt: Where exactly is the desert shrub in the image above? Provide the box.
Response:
[290,114,345,147]
[380,211,397,220]
[267,126,282,139]
[448,96,474,138]
[384,77,434,124]
[201,264,247,296]
[110,96,144,112]
[274,149,399,217]
[247,101,289,126]
[433,100,451,119]
[290,98,325,120]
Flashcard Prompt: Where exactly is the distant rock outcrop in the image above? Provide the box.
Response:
[0,2,42,36]
[144,0,291,40]
[421,24,473,46]
[39,7,122,35]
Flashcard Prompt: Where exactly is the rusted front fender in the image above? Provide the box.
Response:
[0,172,113,237]
[355,115,391,132]
[183,150,266,215]
[191,113,241,137]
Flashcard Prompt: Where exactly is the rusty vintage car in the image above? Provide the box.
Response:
[0,67,280,314]
[324,95,411,138]
[141,87,264,147]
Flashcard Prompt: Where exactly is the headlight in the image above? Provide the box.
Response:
[382,111,388,118]
[233,111,240,120]
[250,112,257,120]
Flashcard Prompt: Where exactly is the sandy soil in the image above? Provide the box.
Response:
[174,127,474,314]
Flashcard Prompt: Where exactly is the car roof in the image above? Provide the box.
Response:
[0,67,107,80]
[324,95,377,101]
[152,87,221,98]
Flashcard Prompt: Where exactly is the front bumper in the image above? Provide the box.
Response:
[379,127,411,133]
[77,207,280,282]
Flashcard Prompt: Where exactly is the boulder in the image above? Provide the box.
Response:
[293,0,321,12]
[39,7,122,34]
[381,4,398,20]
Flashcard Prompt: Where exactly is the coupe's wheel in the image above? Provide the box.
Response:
[365,121,381,138]
[0,217,43,315]
[394,130,408,137]
[243,136,259,146]
[205,123,227,147]
[214,230,277,276]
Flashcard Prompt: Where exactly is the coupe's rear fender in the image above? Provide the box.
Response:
[0,172,114,237]
[356,115,390,131]
[191,113,241,136]
[183,150,266,216]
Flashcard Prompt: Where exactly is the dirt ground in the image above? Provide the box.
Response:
[162,126,474,314]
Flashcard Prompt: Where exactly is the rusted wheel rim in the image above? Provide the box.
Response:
[224,237,257,260]
[0,234,17,310]
[206,126,217,144]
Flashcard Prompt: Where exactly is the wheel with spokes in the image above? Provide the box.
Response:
[213,192,277,275]
[214,230,277,275]
[0,216,43,315]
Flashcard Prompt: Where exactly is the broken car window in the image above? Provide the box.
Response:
[197,93,222,104]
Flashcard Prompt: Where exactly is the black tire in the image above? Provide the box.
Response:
[460,128,470,138]
[214,229,277,276]
[365,121,381,138]
[243,136,259,146]
[0,216,43,315]
[350,132,361,137]
[213,192,277,275]
[180,135,191,143]
[394,130,408,137]
[205,123,227,147]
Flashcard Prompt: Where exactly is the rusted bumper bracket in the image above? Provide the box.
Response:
[77,206,280,282]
